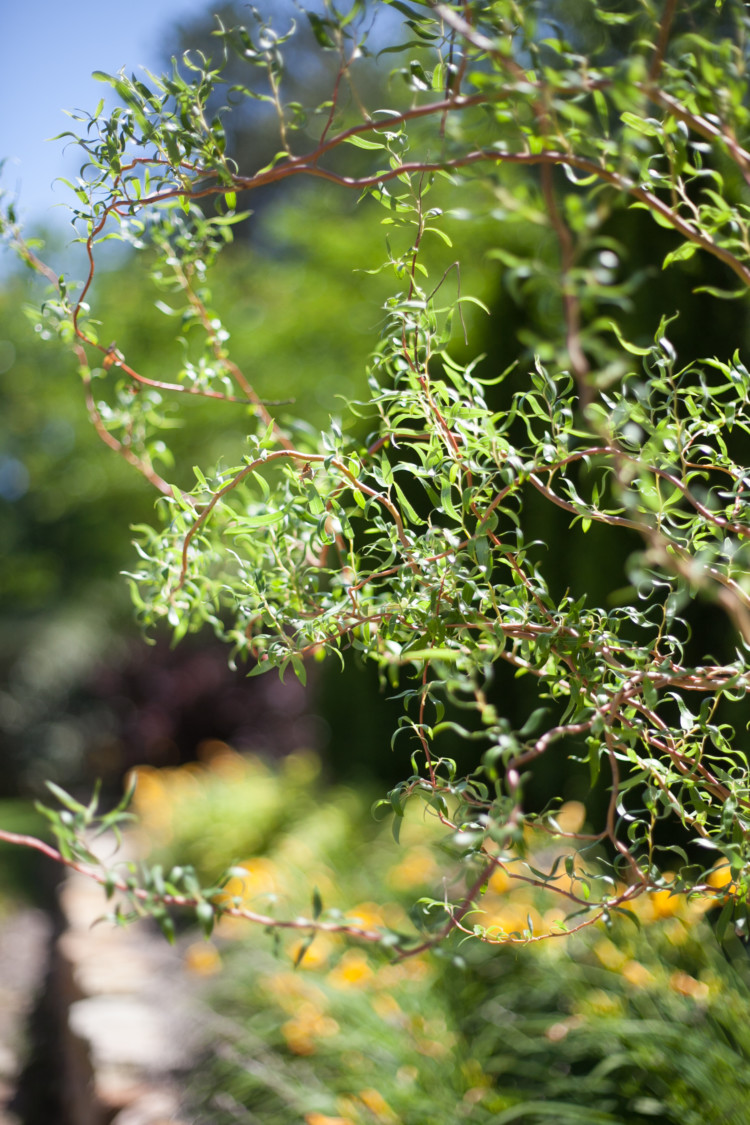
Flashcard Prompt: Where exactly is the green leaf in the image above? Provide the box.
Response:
[608,319,652,355]
[196,901,215,938]
[663,242,699,269]
[306,12,336,48]
[518,708,549,738]
[393,480,424,525]
[401,648,465,662]
[693,284,749,299]
[226,511,284,530]
[343,134,386,151]
[44,782,86,815]
[620,112,661,137]
[154,911,176,945]
[293,933,316,967]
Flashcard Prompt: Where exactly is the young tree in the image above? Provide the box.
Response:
[3,0,750,955]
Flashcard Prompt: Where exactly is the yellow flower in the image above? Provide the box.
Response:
[545,1017,582,1042]
[261,971,326,1013]
[305,1115,353,1125]
[661,917,690,946]
[669,970,709,1001]
[346,902,385,929]
[336,1097,362,1122]
[593,938,626,971]
[371,993,402,1022]
[705,860,740,905]
[378,956,432,988]
[386,846,439,890]
[707,860,734,889]
[328,951,374,990]
[196,738,234,764]
[357,1088,397,1122]
[621,960,655,989]
[579,989,622,1017]
[282,1003,340,1055]
[409,1014,455,1059]
[183,941,222,976]
[649,886,682,919]
[634,873,684,921]
[482,903,544,938]
[210,745,263,780]
[487,866,511,894]
[553,801,586,834]
[129,767,174,840]
[289,934,335,970]
[214,856,278,907]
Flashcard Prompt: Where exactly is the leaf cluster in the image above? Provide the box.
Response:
[4,0,750,953]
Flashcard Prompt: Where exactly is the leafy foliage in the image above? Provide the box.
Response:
[3,0,750,953]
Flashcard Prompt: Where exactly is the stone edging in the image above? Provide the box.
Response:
[1,844,207,1125]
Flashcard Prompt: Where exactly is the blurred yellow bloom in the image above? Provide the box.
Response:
[621,959,655,989]
[661,917,690,945]
[183,940,222,976]
[579,989,622,1016]
[371,993,402,1022]
[357,1088,397,1122]
[594,938,627,971]
[378,901,409,931]
[553,801,586,834]
[487,866,511,894]
[415,1035,452,1059]
[305,1115,353,1125]
[707,861,733,888]
[483,903,544,938]
[705,860,740,905]
[328,951,374,990]
[545,1017,582,1042]
[649,886,682,919]
[196,738,233,764]
[214,915,248,940]
[210,745,264,780]
[336,1097,362,1122]
[346,902,384,929]
[261,971,326,1013]
[669,970,709,1001]
[542,907,568,933]
[282,1002,340,1055]
[129,767,173,839]
[378,957,432,988]
[289,934,335,969]
[629,873,685,922]
[409,1014,455,1059]
[129,765,163,809]
[386,846,439,890]
[214,856,278,907]
[463,1087,489,1106]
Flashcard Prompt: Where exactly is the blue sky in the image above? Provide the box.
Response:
[1,0,214,227]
